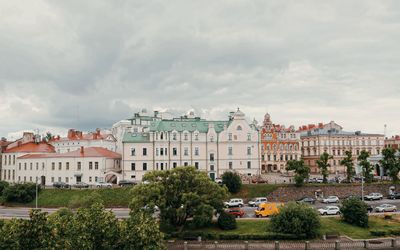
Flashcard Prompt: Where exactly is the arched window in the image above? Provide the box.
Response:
[160,132,164,140]
[237,125,242,131]
[267,144,270,150]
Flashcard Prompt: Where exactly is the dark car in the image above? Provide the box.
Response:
[53,181,70,189]
[226,208,245,218]
[367,205,373,213]
[118,180,136,187]
[296,197,316,204]
[388,192,400,200]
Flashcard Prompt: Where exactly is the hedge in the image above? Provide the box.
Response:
[180,231,306,240]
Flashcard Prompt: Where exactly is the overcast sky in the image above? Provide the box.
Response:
[1,0,400,140]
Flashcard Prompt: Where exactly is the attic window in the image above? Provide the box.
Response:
[237,125,242,131]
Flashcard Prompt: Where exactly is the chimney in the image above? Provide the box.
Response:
[68,129,75,139]
[80,146,84,154]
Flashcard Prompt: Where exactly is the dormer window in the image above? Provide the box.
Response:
[173,133,177,140]
[237,125,242,131]
[184,133,188,141]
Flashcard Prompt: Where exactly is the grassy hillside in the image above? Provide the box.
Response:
[232,184,279,201]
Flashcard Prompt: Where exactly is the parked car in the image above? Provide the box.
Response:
[96,181,112,188]
[118,180,136,187]
[224,198,244,208]
[388,192,400,200]
[375,204,397,213]
[215,178,223,185]
[73,182,89,188]
[322,196,339,203]
[344,195,362,200]
[226,208,245,218]
[364,193,383,201]
[255,203,284,218]
[318,206,340,216]
[248,197,268,207]
[53,181,70,189]
[296,197,316,204]
[252,178,268,184]
[367,205,373,213]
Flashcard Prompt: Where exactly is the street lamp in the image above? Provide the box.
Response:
[361,166,364,201]
[35,176,38,209]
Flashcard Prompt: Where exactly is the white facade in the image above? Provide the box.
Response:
[122,109,260,181]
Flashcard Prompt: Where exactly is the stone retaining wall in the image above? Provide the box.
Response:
[267,183,400,202]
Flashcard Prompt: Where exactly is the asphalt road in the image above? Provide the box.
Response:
[2,198,400,219]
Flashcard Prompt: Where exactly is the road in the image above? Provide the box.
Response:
[1,198,400,219]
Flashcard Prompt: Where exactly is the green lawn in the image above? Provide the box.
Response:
[19,188,133,208]
[233,184,278,200]
[192,216,400,239]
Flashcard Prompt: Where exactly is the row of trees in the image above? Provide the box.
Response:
[0,203,165,250]
[287,148,400,186]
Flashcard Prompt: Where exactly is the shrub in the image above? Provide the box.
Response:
[0,181,9,195]
[370,230,387,237]
[389,229,400,236]
[340,198,368,227]
[3,183,40,203]
[217,211,236,230]
[221,172,242,193]
[270,202,320,238]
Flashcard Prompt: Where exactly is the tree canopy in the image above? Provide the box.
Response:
[286,160,310,187]
[340,151,355,182]
[358,150,373,183]
[221,171,242,193]
[316,152,332,183]
[130,166,228,231]
[380,148,400,183]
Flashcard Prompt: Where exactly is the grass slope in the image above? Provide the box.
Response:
[193,216,400,239]
[233,184,278,200]
[21,188,133,208]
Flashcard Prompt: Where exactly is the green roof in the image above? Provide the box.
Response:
[122,132,151,143]
[149,119,230,133]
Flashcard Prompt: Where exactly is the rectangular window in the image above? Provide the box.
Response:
[247,133,251,141]
[30,163,33,170]
[89,162,93,170]
[66,162,69,170]
[65,177,69,183]
[210,153,214,161]
[89,176,92,182]
[131,175,136,179]
[143,163,147,171]
[51,177,54,182]
[247,147,251,155]
[195,134,199,141]
[30,176,32,182]
[228,133,232,141]
[184,147,189,156]
[160,163,164,170]
[160,148,164,156]
[131,163,135,171]
[247,161,251,169]
[143,148,147,156]
[173,134,177,140]
[19,163,21,170]
[184,134,188,141]
[58,162,62,170]
[173,162,177,168]
[229,162,233,169]
[210,165,215,171]
[173,148,177,156]
[51,162,55,170]
[194,147,199,156]
[36,162,39,170]
[95,162,98,170]
[165,148,167,155]
[24,163,27,170]
[184,162,188,166]
[194,162,199,169]
[95,176,98,182]
[156,148,159,156]
[131,148,135,156]
[77,162,81,171]
[58,177,61,182]
[228,147,233,155]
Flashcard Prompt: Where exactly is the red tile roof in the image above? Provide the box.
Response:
[50,129,111,142]
[5,142,55,153]
[18,147,121,159]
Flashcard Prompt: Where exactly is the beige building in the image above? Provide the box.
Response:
[122,109,260,181]
[300,121,384,174]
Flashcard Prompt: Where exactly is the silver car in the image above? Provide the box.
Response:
[322,196,339,203]
[375,204,397,212]
[248,197,268,207]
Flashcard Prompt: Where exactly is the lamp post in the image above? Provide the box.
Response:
[35,177,38,209]
[361,166,364,201]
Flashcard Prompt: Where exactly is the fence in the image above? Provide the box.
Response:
[167,238,400,250]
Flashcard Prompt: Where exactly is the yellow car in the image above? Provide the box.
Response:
[254,203,284,218]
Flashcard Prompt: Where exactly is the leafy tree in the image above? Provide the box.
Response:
[316,152,333,183]
[270,202,320,238]
[217,211,237,230]
[72,203,121,250]
[192,204,214,228]
[3,183,40,203]
[221,171,242,193]
[130,167,228,232]
[120,210,166,250]
[340,198,368,227]
[340,151,355,182]
[0,219,22,249]
[380,148,400,183]
[48,208,75,249]
[358,150,373,183]
[286,160,310,187]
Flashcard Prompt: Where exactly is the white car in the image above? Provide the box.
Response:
[375,204,397,213]
[96,181,112,188]
[224,198,244,207]
[215,178,223,185]
[318,206,340,215]
[364,193,383,201]
[322,196,339,203]
[248,197,268,207]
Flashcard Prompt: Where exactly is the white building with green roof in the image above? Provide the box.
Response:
[121,109,261,181]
